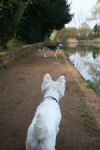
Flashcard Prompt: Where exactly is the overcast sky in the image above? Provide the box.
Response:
[66,0,98,28]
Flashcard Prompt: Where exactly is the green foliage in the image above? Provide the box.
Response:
[0,0,22,48]
[87,80,100,96]
[5,39,24,51]
[0,64,9,70]
[17,0,73,43]
[94,24,100,37]
[0,0,72,47]
[87,80,95,89]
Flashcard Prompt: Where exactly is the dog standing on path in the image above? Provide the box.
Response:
[40,41,63,58]
[26,73,66,150]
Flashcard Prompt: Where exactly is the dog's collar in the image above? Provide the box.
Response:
[45,96,58,103]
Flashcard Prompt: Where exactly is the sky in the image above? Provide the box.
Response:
[65,0,99,28]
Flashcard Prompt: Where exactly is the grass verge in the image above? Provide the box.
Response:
[72,80,100,135]
[87,80,100,96]
[81,110,100,135]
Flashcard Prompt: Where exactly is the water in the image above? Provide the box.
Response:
[66,45,100,84]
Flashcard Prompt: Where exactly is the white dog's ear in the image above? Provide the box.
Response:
[42,73,52,92]
[43,73,52,82]
[57,75,65,84]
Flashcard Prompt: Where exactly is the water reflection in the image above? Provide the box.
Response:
[66,45,100,84]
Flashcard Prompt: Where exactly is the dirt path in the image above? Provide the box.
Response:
[0,50,100,150]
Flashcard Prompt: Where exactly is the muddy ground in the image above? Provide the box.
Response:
[0,50,100,150]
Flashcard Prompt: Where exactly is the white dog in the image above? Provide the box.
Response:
[26,73,66,150]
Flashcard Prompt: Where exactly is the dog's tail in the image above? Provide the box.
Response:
[34,114,48,141]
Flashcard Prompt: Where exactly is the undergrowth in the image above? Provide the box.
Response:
[0,64,9,70]
[1,40,24,52]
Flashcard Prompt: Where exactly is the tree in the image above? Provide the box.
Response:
[94,24,100,37]
[79,22,91,38]
[92,0,100,37]
[92,0,100,19]
[0,0,20,48]
[0,0,32,48]
[17,0,73,43]
[80,22,90,29]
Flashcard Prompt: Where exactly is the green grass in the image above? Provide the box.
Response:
[82,111,100,135]
[87,80,95,90]
[71,81,100,135]
[87,80,100,96]
[0,64,9,70]
[57,53,64,59]
[4,40,24,52]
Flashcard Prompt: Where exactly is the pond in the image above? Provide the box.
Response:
[65,44,100,85]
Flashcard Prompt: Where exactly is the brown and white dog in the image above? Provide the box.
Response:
[40,41,63,58]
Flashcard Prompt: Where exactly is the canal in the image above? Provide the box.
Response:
[65,44,100,94]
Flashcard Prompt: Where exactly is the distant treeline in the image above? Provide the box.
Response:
[55,27,100,42]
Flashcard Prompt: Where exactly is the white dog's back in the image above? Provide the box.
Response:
[26,100,61,150]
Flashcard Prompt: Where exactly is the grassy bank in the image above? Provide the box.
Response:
[87,80,100,96]
[71,80,100,135]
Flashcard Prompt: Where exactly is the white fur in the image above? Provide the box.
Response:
[26,73,66,150]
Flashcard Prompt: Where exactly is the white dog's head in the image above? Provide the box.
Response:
[42,73,66,101]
